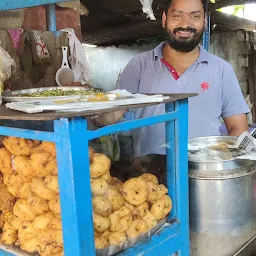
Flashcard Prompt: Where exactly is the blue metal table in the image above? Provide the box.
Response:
[0,94,193,256]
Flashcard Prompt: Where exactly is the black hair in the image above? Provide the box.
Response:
[164,0,208,14]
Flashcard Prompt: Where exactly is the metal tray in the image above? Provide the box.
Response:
[2,86,102,103]
[96,217,167,256]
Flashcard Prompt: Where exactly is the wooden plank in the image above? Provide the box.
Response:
[0,93,197,121]
[248,52,256,122]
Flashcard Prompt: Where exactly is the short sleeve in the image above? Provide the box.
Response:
[221,63,249,118]
[115,59,140,93]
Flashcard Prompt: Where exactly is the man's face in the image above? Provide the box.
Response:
[162,0,206,52]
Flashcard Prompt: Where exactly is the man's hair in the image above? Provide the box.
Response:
[164,0,208,13]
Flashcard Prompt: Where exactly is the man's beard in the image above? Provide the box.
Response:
[164,25,205,52]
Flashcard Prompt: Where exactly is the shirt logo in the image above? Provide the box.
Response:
[201,82,210,91]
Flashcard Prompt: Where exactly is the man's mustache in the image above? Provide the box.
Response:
[173,27,197,34]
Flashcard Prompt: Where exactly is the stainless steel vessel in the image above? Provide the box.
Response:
[189,136,256,256]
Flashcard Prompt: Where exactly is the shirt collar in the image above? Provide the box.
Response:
[153,41,210,63]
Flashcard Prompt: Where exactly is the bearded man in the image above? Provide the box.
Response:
[95,0,249,157]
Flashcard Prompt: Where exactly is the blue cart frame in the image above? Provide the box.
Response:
[0,97,190,256]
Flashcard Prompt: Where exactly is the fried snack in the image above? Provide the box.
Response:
[14,156,35,181]
[120,178,148,206]
[32,144,45,154]
[93,213,110,233]
[106,188,124,211]
[0,182,15,213]
[0,213,4,229]
[2,223,17,245]
[157,184,168,199]
[142,211,157,229]
[0,147,13,175]
[17,221,37,244]
[108,231,126,246]
[140,173,159,185]
[40,244,63,256]
[92,196,112,217]
[109,206,132,232]
[90,178,108,196]
[4,173,24,198]
[90,153,111,178]
[3,137,39,156]
[42,141,56,157]
[108,177,123,192]
[95,234,108,249]
[13,199,36,221]
[100,171,111,182]
[89,147,94,160]
[151,195,172,220]
[27,193,49,215]
[48,196,61,216]
[132,202,149,219]
[124,202,135,211]
[30,152,57,178]
[3,214,22,230]
[20,237,41,253]
[44,175,59,193]
[126,219,148,239]
[31,178,56,200]
[19,182,31,199]
[39,229,63,247]
[147,181,159,204]
[32,212,54,230]
[48,216,62,230]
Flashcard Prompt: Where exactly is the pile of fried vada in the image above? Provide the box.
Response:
[90,149,172,250]
[0,136,62,256]
[0,136,173,255]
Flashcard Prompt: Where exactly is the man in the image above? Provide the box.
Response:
[96,0,249,157]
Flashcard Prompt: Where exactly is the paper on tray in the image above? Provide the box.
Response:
[5,91,169,114]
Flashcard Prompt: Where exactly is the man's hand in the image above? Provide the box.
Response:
[223,114,249,136]
[91,110,126,127]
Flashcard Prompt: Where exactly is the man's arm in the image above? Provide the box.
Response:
[91,58,141,127]
[221,63,249,136]
[224,114,248,136]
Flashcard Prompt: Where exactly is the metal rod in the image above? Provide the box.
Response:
[233,233,256,256]
[46,3,57,32]
[203,15,211,51]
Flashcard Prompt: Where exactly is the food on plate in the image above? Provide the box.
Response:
[42,142,56,157]
[44,175,59,193]
[92,196,112,217]
[0,147,13,175]
[109,206,132,232]
[140,173,159,185]
[151,195,173,221]
[90,153,111,178]
[126,219,148,239]
[30,152,57,178]
[131,202,149,219]
[106,188,124,211]
[147,181,159,204]
[3,137,40,156]
[120,178,148,206]
[14,156,35,180]
[93,213,110,233]
[108,231,126,246]
[91,178,108,196]
[142,211,157,229]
